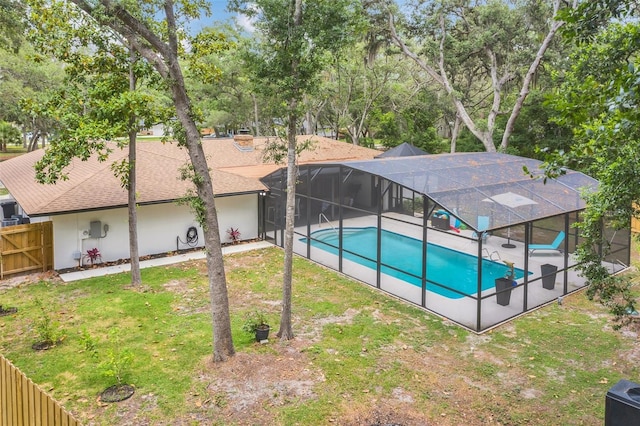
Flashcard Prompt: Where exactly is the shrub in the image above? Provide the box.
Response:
[241,310,269,334]
[227,227,241,244]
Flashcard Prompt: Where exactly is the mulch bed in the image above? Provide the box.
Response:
[55,239,261,275]
[31,340,56,351]
[99,384,135,403]
[55,247,206,275]
[0,306,17,316]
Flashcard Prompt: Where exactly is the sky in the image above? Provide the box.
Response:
[191,1,408,35]
[190,1,255,34]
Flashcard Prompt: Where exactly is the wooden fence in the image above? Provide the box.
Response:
[0,354,80,426]
[633,216,640,234]
[0,222,53,279]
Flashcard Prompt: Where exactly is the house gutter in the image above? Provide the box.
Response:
[25,189,267,217]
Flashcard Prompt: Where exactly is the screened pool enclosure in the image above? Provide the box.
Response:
[260,153,630,332]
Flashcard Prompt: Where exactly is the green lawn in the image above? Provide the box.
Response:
[0,247,638,425]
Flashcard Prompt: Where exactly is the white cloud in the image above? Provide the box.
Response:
[236,11,256,33]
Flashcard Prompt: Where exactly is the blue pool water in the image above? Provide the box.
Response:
[303,227,528,299]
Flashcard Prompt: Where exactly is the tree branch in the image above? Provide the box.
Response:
[500,0,565,150]
[70,0,172,78]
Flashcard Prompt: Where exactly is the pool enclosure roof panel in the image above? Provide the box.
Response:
[375,142,429,158]
[344,153,597,230]
[264,152,598,232]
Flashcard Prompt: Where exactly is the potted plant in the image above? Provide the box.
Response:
[495,260,517,306]
[242,310,270,342]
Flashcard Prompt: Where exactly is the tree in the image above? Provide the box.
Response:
[0,43,63,147]
[324,43,405,146]
[27,0,237,361]
[232,0,362,340]
[0,0,25,53]
[27,10,166,286]
[372,0,573,152]
[0,121,20,151]
[188,25,257,135]
[544,4,640,327]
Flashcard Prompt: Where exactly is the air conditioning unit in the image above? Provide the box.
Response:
[605,379,640,425]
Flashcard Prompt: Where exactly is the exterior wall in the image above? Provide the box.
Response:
[48,194,258,270]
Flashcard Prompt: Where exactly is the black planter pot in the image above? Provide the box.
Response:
[255,325,270,342]
[495,277,514,306]
[541,264,558,290]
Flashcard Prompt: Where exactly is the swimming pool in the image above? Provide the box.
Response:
[303,227,528,299]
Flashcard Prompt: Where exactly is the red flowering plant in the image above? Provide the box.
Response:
[84,247,102,266]
[227,227,241,244]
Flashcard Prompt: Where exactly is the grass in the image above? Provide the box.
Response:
[1,247,639,425]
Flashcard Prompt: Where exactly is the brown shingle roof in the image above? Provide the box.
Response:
[0,135,380,216]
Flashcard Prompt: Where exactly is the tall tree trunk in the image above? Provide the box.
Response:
[450,115,461,153]
[170,72,235,361]
[27,132,40,152]
[277,0,303,342]
[74,0,237,362]
[164,6,235,362]
[128,47,141,286]
[251,93,260,137]
[278,104,297,341]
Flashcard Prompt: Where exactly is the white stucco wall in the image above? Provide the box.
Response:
[47,194,259,270]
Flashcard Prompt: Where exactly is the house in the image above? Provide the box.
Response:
[0,135,381,270]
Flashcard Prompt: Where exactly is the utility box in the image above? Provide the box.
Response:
[89,221,102,238]
[605,379,640,425]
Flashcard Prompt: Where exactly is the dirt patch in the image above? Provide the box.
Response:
[182,340,320,425]
[163,279,210,315]
[0,270,61,290]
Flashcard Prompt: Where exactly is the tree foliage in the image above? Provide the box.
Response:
[231,0,363,340]
[0,121,20,151]
[547,3,640,327]
[26,0,237,361]
[370,0,570,152]
[0,43,63,147]
[0,0,25,53]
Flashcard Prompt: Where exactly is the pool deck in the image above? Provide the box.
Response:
[292,213,592,331]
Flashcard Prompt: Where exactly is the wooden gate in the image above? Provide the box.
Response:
[0,222,53,279]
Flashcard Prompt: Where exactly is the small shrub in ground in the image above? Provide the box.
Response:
[32,297,65,348]
[83,247,102,266]
[79,327,135,402]
[227,227,241,244]
[79,327,98,357]
[98,327,134,386]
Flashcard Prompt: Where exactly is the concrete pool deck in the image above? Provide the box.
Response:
[288,213,597,331]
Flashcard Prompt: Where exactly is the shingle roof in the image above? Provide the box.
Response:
[0,135,381,216]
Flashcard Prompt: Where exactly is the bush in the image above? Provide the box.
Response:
[241,310,270,334]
